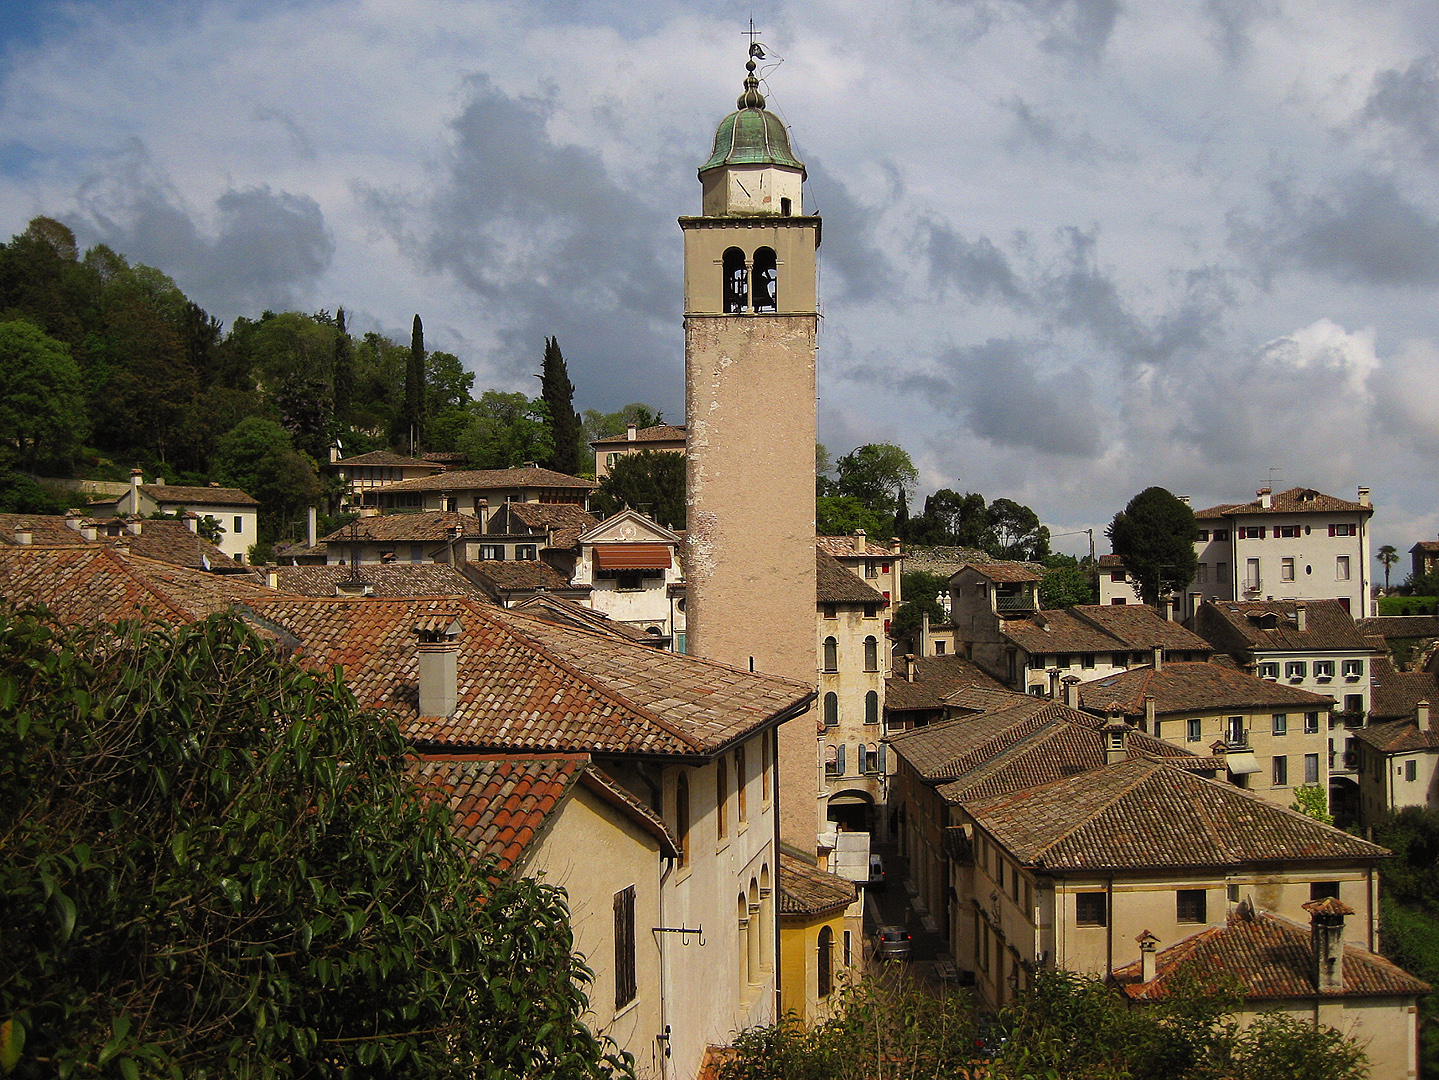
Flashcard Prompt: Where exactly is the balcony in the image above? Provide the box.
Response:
[995,589,1038,613]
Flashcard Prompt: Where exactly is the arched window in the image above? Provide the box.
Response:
[716,755,728,840]
[823,637,838,672]
[865,690,879,726]
[747,879,761,982]
[761,730,771,802]
[737,894,750,986]
[676,772,690,868]
[823,691,838,727]
[752,247,777,311]
[863,636,878,671]
[723,247,749,313]
[818,926,833,998]
[735,745,747,822]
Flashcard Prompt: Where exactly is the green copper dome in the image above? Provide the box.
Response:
[699,60,805,175]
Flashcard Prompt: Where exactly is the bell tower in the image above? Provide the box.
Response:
[682,54,821,848]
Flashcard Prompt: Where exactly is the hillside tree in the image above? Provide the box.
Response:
[0,320,87,471]
[403,314,425,451]
[590,450,686,529]
[538,337,583,475]
[1107,487,1199,606]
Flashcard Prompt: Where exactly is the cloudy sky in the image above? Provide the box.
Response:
[2,0,1437,569]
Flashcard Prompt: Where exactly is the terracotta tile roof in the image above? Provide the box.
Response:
[1079,661,1334,717]
[1354,716,1439,753]
[334,450,440,468]
[273,564,489,598]
[815,535,898,559]
[1356,615,1439,640]
[1197,599,1372,653]
[956,560,1043,583]
[1002,606,1210,656]
[246,596,814,756]
[139,484,260,507]
[467,560,575,591]
[590,424,687,446]
[0,514,244,572]
[367,467,596,493]
[320,511,486,544]
[778,851,856,916]
[964,756,1387,870]
[941,684,1038,714]
[1412,540,1439,554]
[885,655,1010,712]
[504,503,600,549]
[1194,487,1371,519]
[1098,554,1124,568]
[0,544,279,624]
[1367,660,1439,722]
[1113,907,1429,1001]
[816,549,887,605]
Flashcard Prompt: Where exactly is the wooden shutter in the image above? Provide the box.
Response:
[614,886,636,1010]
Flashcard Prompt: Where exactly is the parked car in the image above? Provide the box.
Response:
[877,924,911,961]
[865,854,886,889]
[974,1015,1008,1058]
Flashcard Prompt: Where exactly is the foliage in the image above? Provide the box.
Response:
[1382,592,1438,617]
[889,596,946,643]
[457,391,554,470]
[816,495,891,541]
[590,450,685,529]
[1378,543,1400,592]
[1107,487,1199,606]
[1040,558,1096,608]
[903,489,1049,559]
[581,403,664,444]
[0,321,87,471]
[0,471,83,515]
[832,444,916,519]
[332,307,353,424]
[0,609,630,1079]
[988,497,1050,560]
[539,337,582,475]
[1373,808,1439,1077]
[1289,784,1334,825]
[214,417,321,542]
[721,968,1368,1080]
[424,350,475,454]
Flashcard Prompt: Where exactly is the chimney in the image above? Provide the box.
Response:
[183,512,198,534]
[1102,710,1130,764]
[330,444,340,464]
[1304,897,1353,993]
[265,565,279,589]
[125,516,142,537]
[920,610,932,657]
[1258,487,1272,509]
[307,506,317,550]
[155,477,165,487]
[13,525,31,546]
[904,654,916,683]
[1358,486,1370,508]
[81,524,98,541]
[1294,603,1307,632]
[1144,695,1156,732]
[1153,644,1163,671]
[1062,674,1081,709]
[626,423,637,442]
[65,509,84,532]
[1137,930,1159,983]
[1047,667,1062,699]
[853,529,866,555]
[1418,700,1432,731]
[413,615,463,718]
[889,537,902,557]
[1177,495,1190,506]
[129,468,142,498]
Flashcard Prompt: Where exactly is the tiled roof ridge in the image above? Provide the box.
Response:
[89,546,195,622]
[1028,757,1166,860]
[487,607,708,752]
[940,713,1068,782]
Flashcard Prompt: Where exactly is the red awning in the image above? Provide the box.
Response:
[594,543,672,570]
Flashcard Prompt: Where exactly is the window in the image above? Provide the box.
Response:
[1228,883,1240,903]
[716,756,728,840]
[1215,530,1230,541]
[1010,866,1021,902]
[863,744,879,774]
[1241,526,1265,539]
[1197,529,1210,541]
[863,604,878,619]
[1081,653,1096,669]
[1330,523,1356,537]
[616,570,644,591]
[409,545,424,564]
[1196,563,1208,584]
[823,692,838,727]
[1272,714,1288,736]
[1257,662,1279,680]
[1227,716,1244,744]
[1076,892,1107,926]
[614,885,636,1010]
[606,452,620,469]
[675,773,690,868]
[1272,755,1288,786]
[736,746,747,822]
[1305,753,1319,784]
[1277,525,1299,538]
[822,604,836,619]
[1110,571,1126,582]
[1285,661,1306,680]
[1343,659,1364,679]
[863,637,878,671]
[1216,562,1227,584]
[1310,881,1340,901]
[752,247,777,312]
[1304,712,1320,733]
[762,730,771,802]
[1336,556,1350,581]
[1406,759,1418,782]
[723,247,748,312]
[935,641,947,655]
[1187,718,1201,743]
[1281,557,1295,581]
[1314,661,1334,680]
[978,917,990,971]
[480,544,504,561]
[864,560,878,579]
[823,637,838,672]
[233,516,243,534]
[515,544,537,560]
[843,929,851,966]
[865,690,879,726]
[1176,889,1207,923]
[1245,558,1260,588]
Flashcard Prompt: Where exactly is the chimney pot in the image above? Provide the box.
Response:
[1102,712,1130,764]
[904,653,916,683]
[627,423,637,442]
[307,506,317,550]
[81,525,97,541]
[1137,930,1159,983]
[13,526,32,546]
[1304,897,1353,993]
[154,477,164,486]
[1144,695,1156,730]
[1358,486,1371,508]
[1294,603,1306,632]
[265,566,279,589]
[853,529,866,555]
[1258,487,1272,509]
[1153,644,1164,671]
[1418,700,1432,731]
[125,517,142,536]
[183,512,197,533]
[414,616,463,717]
[65,509,84,531]
[1061,674,1081,709]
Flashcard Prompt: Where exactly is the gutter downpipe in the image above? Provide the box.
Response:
[1106,876,1115,979]
[657,849,673,1080]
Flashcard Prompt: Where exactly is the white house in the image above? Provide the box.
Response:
[114,470,259,564]
[572,509,686,650]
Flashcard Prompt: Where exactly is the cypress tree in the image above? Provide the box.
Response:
[538,336,582,475]
[333,307,353,427]
[404,314,425,452]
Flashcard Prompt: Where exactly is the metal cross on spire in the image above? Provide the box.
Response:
[742,16,765,58]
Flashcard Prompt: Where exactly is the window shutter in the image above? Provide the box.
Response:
[836,744,846,775]
[1259,526,1266,539]
[1329,524,1336,537]
[878,743,887,773]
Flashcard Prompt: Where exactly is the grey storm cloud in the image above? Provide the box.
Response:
[904,337,1102,457]
[1201,0,1275,64]
[1238,172,1439,287]
[73,141,333,316]
[362,75,684,413]
[1360,55,1439,161]
[1001,97,1112,162]
[923,219,1029,306]
[933,0,1119,63]
[803,158,899,302]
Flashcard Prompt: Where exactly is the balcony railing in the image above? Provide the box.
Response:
[995,592,1037,613]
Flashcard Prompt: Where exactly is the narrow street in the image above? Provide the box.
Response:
[861,842,962,990]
